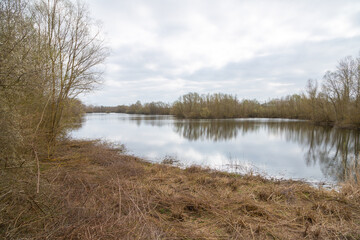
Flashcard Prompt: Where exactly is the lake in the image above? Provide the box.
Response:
[70,113,360,184]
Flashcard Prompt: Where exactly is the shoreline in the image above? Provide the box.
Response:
[85,112,360,130]
[2,139,359,239]
[140,154,338,190]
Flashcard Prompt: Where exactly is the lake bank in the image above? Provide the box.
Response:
[2,139,360,239]
[71,113,360,184]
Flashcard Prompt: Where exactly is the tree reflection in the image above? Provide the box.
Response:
[173,120,261,142]
[119,115,359,182]
[125,115,173,127]
[172,119,360,182]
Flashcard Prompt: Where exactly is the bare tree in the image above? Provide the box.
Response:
[33,0,108,152]
[0,0,42,161]
[322,56,358,124]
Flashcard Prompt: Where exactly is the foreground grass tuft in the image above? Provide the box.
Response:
[1,140,360,239]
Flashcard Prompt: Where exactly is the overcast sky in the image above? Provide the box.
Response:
[81,0,360,105]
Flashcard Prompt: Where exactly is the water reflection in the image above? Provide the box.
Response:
[125,116,360,182]
[173,120,260,141]
[121,114,173,127]
[72,114,360,183]
[172,119,360,182]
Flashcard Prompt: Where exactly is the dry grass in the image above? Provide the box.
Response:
[1,140,360,239]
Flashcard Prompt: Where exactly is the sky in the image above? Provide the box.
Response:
[81,0,360,106]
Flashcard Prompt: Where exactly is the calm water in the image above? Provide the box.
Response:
[71,113,360,184]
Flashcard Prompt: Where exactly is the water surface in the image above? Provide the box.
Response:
[71,113,360,184]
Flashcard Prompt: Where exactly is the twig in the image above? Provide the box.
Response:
[0,190,12,201]
[32,94,52,194]
[3,165,34,169]
[249,224,255,240]
[117,176,122,219]
[33,147,41,194]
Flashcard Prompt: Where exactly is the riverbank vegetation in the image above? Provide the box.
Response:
[0,0,106,163]
[1,139,360,239]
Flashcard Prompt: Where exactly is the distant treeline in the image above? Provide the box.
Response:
[171,92,305,119]
[88,54,360,128]
[172,54,360,128]
[86,101,171,115]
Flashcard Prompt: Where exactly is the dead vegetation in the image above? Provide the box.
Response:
[1,140,360,239]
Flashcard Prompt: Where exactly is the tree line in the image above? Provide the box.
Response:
[1,0,107,166]
[171,92,305,119]
[91,53,360,128]
[172,54,360,127]
[86,101,171,115]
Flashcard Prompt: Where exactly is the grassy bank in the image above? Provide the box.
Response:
[1,140,360,239]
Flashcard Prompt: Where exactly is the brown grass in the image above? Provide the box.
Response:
[1,139,360,239]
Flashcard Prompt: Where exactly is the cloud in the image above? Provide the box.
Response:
[82,0,360,105]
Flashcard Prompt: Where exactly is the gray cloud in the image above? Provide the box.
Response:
[81,0,360,105]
